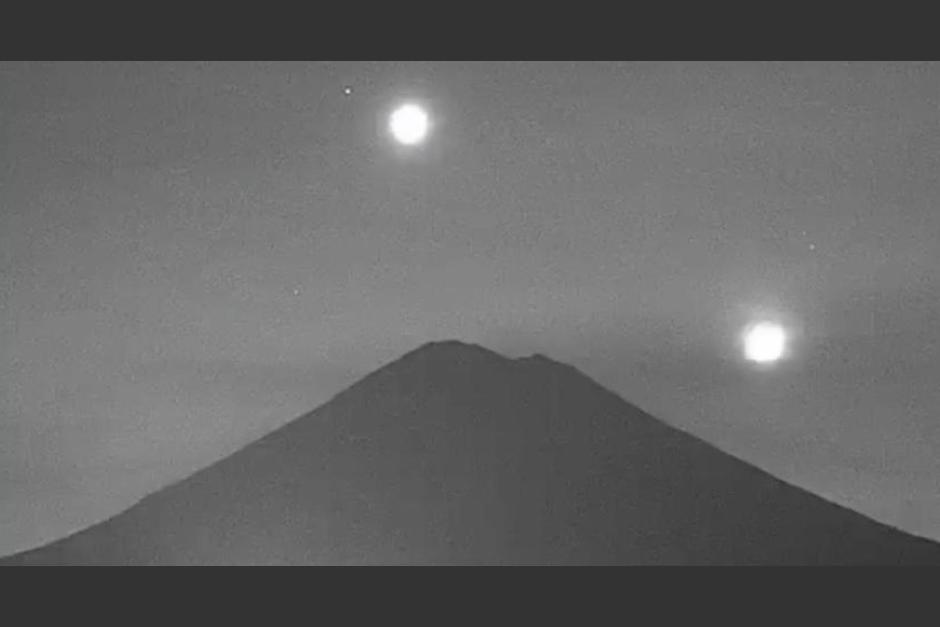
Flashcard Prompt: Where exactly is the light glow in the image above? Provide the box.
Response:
[742,321,787,364]
[388,103,430,146]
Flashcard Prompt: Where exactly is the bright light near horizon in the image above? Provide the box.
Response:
[742,321,787,364]
[388,103,430,146]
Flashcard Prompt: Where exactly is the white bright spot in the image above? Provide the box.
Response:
[389,103,429,146]
[742,322,787,364]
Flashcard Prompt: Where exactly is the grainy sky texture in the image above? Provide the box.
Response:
[2,61,939,555]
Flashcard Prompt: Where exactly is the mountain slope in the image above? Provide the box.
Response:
[4,340,940,565]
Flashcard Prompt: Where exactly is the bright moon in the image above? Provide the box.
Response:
[389,103,430,146]
[742,322,787,364]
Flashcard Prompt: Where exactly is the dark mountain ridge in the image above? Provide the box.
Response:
[4,340,940,565]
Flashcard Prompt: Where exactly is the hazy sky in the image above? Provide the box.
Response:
[2,61,939,555]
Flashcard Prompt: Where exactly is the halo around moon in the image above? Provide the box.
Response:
[388,103,430,146]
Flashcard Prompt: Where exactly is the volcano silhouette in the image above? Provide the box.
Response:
[4,340,940,565]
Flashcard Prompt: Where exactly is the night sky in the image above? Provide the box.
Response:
[2,61,939,555]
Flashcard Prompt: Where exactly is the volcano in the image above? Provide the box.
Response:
[4,340,940,565]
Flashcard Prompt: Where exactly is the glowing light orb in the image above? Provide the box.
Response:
[742,321,787,364]
[388,103,429,146]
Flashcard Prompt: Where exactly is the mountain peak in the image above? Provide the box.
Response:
[404,341,570,372]
[386,341,585,392]
[406,339,506,361]
[515,352,564,366]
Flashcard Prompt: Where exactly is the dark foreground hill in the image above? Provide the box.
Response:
[4,340,940,565]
